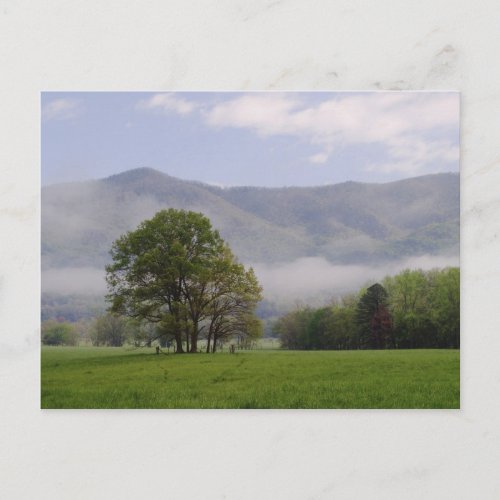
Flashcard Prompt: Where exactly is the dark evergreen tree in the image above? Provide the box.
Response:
[356,283,393,349]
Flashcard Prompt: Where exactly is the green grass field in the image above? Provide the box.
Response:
[41,347,459,409]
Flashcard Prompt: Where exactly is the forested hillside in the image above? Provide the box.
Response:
[42,167,459,269]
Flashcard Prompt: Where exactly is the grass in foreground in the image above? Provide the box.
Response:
[41,347,459,409]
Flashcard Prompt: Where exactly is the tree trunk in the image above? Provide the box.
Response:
[190,334,197,353]
[190,321,198,353]
[175,334,184,353]
[206,333,212,353]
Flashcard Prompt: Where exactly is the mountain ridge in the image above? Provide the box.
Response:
[42,167,459,269]
[45,166,457,191]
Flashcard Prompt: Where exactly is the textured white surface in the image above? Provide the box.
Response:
[1,1,500,498]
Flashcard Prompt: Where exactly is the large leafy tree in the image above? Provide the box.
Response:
[106,209,225,352]
[105,209,261,353]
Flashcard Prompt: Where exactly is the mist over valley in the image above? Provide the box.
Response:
[42,167,459,318]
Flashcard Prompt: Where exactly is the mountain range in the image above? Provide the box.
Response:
[42,167,459,271]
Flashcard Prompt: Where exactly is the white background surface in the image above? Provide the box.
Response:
[1,1,499,498]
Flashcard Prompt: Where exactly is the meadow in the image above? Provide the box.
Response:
[41,346,459,409]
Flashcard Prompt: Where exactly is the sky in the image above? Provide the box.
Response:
[41,91,459,187]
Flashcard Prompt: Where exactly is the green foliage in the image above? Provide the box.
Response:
[273,307,315,349]
[90,314,130,347]
[383,267,460,348]
[106,209,262,353]
[429,267,460,348]
[41,320,78,346]
[41,347,459,409]
[276,268,459,350]
[204,255,263,352]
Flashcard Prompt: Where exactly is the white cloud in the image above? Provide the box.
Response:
[42,98,81,121]
[308,151,329,164]
[204,92,457,143]
[204,94,301,135]
[137,93,197,115]
[203,92,459,173]
[134,91,459,175]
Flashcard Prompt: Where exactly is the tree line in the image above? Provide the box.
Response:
[274,267,459,350]
[41,311,262,350]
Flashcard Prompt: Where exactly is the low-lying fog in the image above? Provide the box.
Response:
[251,254,459,302]
[42,253,459,304]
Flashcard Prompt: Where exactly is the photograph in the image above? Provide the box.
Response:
[41,91,460,409]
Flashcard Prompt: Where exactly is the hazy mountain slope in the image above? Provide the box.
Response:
[42,168,459,270]
[207,173,458,237]
[42,168,311,268]
[207,172,459,261]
